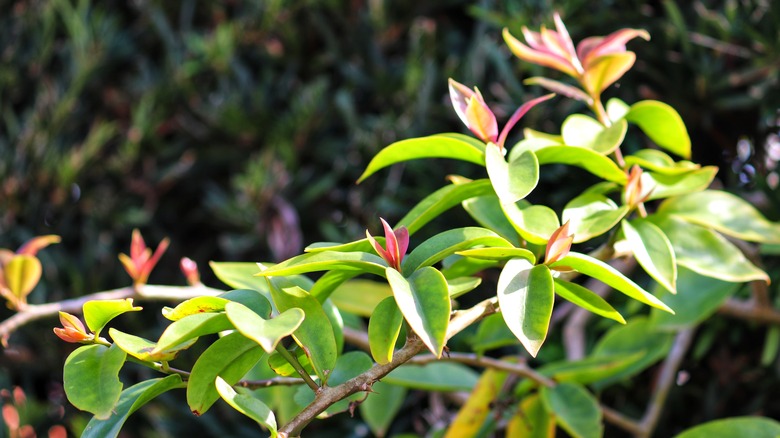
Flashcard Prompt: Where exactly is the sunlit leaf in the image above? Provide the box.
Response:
[456,247,536,264]
[83,299,142,338]
[501,201,560,245]
[215,376,278,437]
[553,279,625,324]
[327,279,392,316]
[162,296,230,321]
[386,267,450,357]
[624,149,698,175]
[551,252,673,313]
[358,134,486,183]
[154,313,233,353]
[486,144,539,204]
[402,227,513,275]
[462,194,520,243]
[534,146,627,183]
[605,98,630,121]
[398,178,494,236]
[64,344,126,420]
[255,252,387,278]
[226,302,304,353]
[2,255,41,303]
[561,114,627,155]
[562,193,628,243]
[622,219,677,293]
[625,100,691,158]
[644,167,718,200]
[581,52,635,95]
[497,259,554,357]
[110,328,195,362]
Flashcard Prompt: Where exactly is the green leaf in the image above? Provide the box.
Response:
[652,215,769,283]
[541,383,602,438]
[327,279,392,316]
[471,313,519,353]
[304,238,376,254]
[561,114,627,155]
[624,149,699,175]
[402,227,513,275]
[535,146,627,183]
[650,267,740,330]
[162,296,230,321]
[64,344,126,420]
[591,317,673,388]
[501,201,560,245]
[625,100,691,158]
[256,252,387,278]
[359,381,407,438]
[562,193,628,243]
[215,377,278,437]
[462,194,520,243]
[267,281,338,383]
[83,299,142,338]
[309,270,361,303]
[219,289,274,318]
[110,328,196,362]
[622,218,677,293]
[551,252,674,313]
[398,179,494,236]
[267,347,313,378]
[368,296,404,364]
[553,279,625,324]
[154,313,234,353]
[441,256,500,280]
[226,302,304,353]
[322,299,345,355]
[497,259,554,357]
[674,417,780,438]
[82,375,184,438]
[485,144,539,204]
[210,261,273,294]
[386,267,451,357]
[358,134,486,183]
[657,190,780,243]
[645,167,718,200]
[455,247,536,264]
[447,276,482,298]
[2,255,41,302]
[535,352,644,387]
[187,331,265,415]
[506,394,555,438]
[605,97,630,121]
[385,362,479,391]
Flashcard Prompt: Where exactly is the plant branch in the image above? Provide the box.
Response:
[0,284,225,345]
[239,377,306,389]
[718,297,780,325]
[275,344,320,392]
[408,352,556,387]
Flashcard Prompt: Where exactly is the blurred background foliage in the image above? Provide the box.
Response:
[0,0,778,436]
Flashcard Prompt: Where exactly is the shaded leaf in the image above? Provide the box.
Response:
[456,247,536,264]
[64,344,126,420]
[359,381,407,438]
[368,297,404,364]
[471,313,519,353]
[328,279,392,316]
[445,368,509,438]
[507,394,555,438]
[673,417,780,438]
[385,362,478,391]
[541,383,602,438]
[110,328,195,362]
[462,194,520,243]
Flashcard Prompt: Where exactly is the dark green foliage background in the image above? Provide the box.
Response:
[0,0,777,436]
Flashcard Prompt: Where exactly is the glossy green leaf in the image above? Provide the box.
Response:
[267,347,313,378]
[64,344,126,420]
[456,247,535,264]
[154,313,233,353]
[624,149,698,175]
[304,238,376,254]
[215,376,278,437]
[645,167,718,200]
[210,261,273,294]
[267,281,338,383]
[625,100,691,158]
[359,381,407,438]
[535,146,627,183]
[462,194,520,243]
[187,331,265,415]
[541,383,602,438]
[446,368,509,438]
[591,317,674,388]
[322,299,344,355]
[386,267,450,357]
[553,279,625,324]
[162,296,230,321]
[441,256,500,279]
[497,259,554,357]
[219,289,273,318]
[486,144,539,204]
[327,279,392,316]
[447,276,482,298]
[551,252,674,313]
[256,252,387,278]
[471,313,519,353]
[368,297,404,364]
[622,219,677,293]
[358,134,486,183]
[309,270,361,303]
[82,375,184,438]
[2,255,41,301]
[562,193,628,243]
[226,302,304,353]
[110,328,195,362]
[652,215,769,283]
[398,178,494,236]
[650,267,740,330]
[402,227,513,275]
[83,299,142,338]
[385,362,479,391]
[561,114,627,155]
[501,201,560,245]
[674,417,780,438]
[657,190,780,243]
[506,394,555,438]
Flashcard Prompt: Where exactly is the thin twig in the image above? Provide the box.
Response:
[238,377,305,389]
[408,352,556,387]
[275,344,320,392]
[718,298,780,325]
